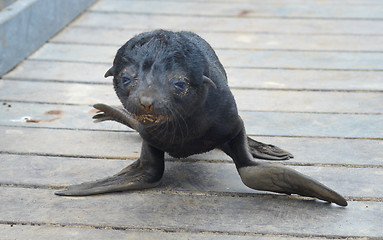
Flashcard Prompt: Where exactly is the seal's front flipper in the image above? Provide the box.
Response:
[55,142,164,196]
[247,137,293,160]
[92,103,139,130]
[222,129,347,206]
[55,160,162,196]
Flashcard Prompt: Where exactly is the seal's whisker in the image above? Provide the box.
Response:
[169,105,189,147]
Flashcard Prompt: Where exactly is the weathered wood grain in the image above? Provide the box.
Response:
[218,49,383,70]
[0,102,124,131]
[29,43,115,63]
[51,27,383,52]
[72,12,383,35]
[0,80,119,106]
[1,102,382,138]
[0,187,381,237]
[3,60,110,84]
[1,126,382,166]
[240,111,383,139]
[0,80,118,105]
[90,0,383,20]
[5,60,383,91]
[147,0,383,3]
[0,224,319,240]
[1,80,382,113]
[1,153,381,198]
[29,43,383,70]
[225,67,383,91]
[232,90,383,114]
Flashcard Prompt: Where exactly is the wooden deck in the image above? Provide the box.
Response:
[1,0,383,239]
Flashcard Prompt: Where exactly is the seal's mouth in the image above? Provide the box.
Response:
[134,114,171,124]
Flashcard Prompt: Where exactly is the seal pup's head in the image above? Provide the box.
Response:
[105,30,216,128]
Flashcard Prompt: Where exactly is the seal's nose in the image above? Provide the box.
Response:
[140,96,154,112]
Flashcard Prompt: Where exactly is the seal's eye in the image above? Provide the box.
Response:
[171,78,187,91]
[122,75,135,87]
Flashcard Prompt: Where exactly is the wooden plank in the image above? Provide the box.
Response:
[139,0,383,3]
[1,126,382,166]
[232,90,383,114]
[226,68,383,91]
[51,27,383,51]
[1,102,382,138]
[90,0,383,19]
[244,136,383,167]
[0,80,120,106]
[0,224,318,240]
[29,43,383,70]
[29,43,115,64]
[0,187,382,237]
[0,126,141,158]
[72,12,383,35]
[5,60,383,91]
[1,153,382,199]
[1,80,382,114]
[217,50,383,70]
[3,60,111,84]
[241,111,383,139]
[0,102,125,131]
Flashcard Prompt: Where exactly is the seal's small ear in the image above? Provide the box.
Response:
[104,66,115,78]
[202,75,217,89]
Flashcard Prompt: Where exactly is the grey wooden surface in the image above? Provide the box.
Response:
[1,0,383,239]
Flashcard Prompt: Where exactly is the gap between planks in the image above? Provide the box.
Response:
[1,220,377,240]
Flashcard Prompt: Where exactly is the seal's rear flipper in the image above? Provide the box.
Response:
[92,103,139,131]
[55,142,164,196]
[247,137,293,160]
[238,163,347,206]
[55,160,161,196]
[221,129,347,206]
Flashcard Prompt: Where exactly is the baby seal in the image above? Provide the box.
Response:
[56,30,347,206]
